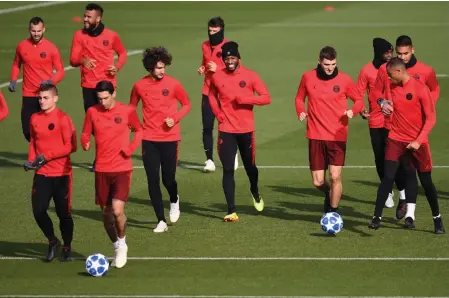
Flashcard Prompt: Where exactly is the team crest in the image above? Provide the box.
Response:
[162,89,170,96]
[216,51,222,58]
[333,85,340,93]
[48,123,55,130]
[413,74,420,80]
[103,40,109,46]
[40,52,47,59]
[239,80,246,88]
[406,93,413,100]
[114,116,122,124]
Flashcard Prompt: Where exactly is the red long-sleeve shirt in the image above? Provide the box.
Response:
[208,65,271,133]
[70,28,127,88]
[0,91,9,122]
[388,78,436,144]
[200,39,228,95]
[373,60,440,129]
[130,75,191,142]
[81,102,143,172]
[295,69,364,142]
[356,62,385,128]
[10,38,65,97]
[28,108,77,177]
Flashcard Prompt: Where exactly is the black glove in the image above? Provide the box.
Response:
[24,154,46,171]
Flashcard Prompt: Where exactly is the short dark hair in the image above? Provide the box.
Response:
[96,80,115,94]
[39,84,58,95]
[396,35,413,47]
[29,17,44,27]
[386,57,406,70]
[319,46,337,61]
[142,47,173,72]
[208,17,225,28]
[85,3,104,16]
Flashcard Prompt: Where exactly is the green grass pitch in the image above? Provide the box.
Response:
[0,1,448,297]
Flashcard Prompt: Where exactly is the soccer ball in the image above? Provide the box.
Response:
[320,212,344,234]
[85,253,109,277]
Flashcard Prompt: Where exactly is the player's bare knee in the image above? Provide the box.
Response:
[329,172,342,184]
[313,179,325,188]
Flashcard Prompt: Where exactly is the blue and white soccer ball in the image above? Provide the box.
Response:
[85,253,109,277]
[320,212,344,234]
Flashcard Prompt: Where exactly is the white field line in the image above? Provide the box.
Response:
[1,296,448,298]
[1,256,449,261]
[0,50,143,89]
[0,1,69,15]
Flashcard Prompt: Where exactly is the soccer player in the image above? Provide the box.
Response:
[81,80,142,268]
[0,91,9,122]
[208,41,271,222]
[130,47,191,233]
[295,46,364,214]
[9,17,65,142]
[24,84,76,262]
[368,58,444,234]
[70,3,127,170]
[357,38,406,208]
[197,17,238,172]
[372,35,440,220]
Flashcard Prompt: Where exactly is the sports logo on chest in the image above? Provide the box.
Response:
[40,52,47,59]
[239,80,246,88]
[333,85,340,93]
[413,74,421,80]
[406,93,413,100]
[162,88,170,96]
[48,123,55,130]
[216,51,222,58]
[114,116,122,124]
[103,40,109,47]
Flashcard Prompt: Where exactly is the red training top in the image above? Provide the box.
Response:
[130,75,191,142]
[70,28,127,88]
[0,91,9,122]
[373,60,440,129]
[208,65,271,134]
[28,108,77,177]
[200,39,228,95]
[81,101,143,173]
[295,69,364,142]
[388,77,436,144]
[10,38,65,97]
[356,62,386,128]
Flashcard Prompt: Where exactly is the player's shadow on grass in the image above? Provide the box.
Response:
[267,185,371,205]
[0,151,27,168]
[353,179,449,199]
[177,160,207,173]
[128,196,223,220]
[0,240,85,260]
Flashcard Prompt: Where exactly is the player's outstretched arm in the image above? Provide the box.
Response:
[295,75,308,120]
[427,68,440,103]
[50,47,65,84]
[0,92,9,122]
[81,109,93,151]
[69,33,83,67]
[208,84,222,119]
[171,83,192,123]
[236,73,271,106]
[45,116,78,160]
[112,33,127,72]
[346,80,365,116]
[129,84,141,107]
[121,108,143,157]
[416,86,437,144]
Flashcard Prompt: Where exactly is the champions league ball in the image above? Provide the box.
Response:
[85,253,109,277]
[320,212,344,234]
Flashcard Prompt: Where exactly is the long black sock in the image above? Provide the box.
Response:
[418,171,440,217]
[374,160,399,217]
[223,169,236,214]
[59,217,74,247]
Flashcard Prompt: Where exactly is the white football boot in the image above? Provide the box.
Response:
[153,220,168,233]
[385,192,395,208]
[170,195,180,223]
[204,159,216,172]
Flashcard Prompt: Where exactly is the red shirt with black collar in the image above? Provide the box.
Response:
[10,38,65,97]
[295,69,364,142]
